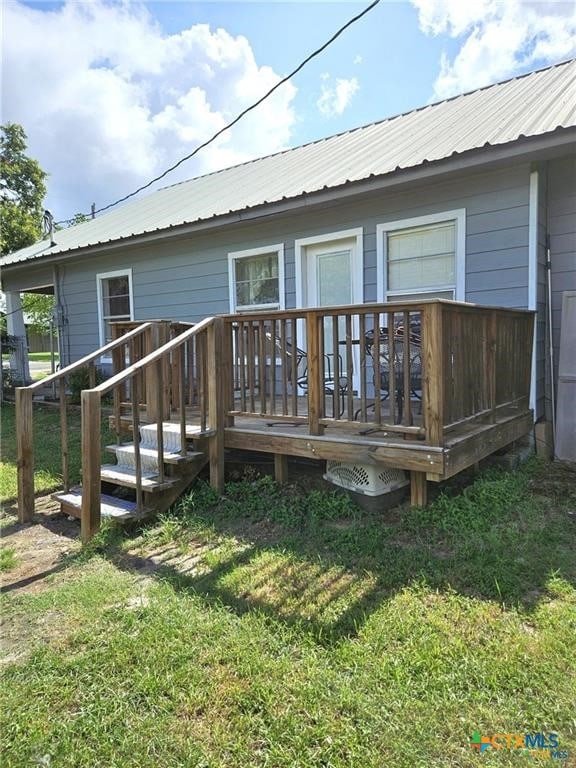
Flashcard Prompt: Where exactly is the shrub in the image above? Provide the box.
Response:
[68,365,106,404]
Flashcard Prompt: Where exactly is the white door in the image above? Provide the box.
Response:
[304,238,361,388]
[307,245,354,309]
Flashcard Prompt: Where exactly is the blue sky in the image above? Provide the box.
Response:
[4,1,576,220]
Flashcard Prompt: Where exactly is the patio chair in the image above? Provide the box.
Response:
[265,333,349,421]
[356,325,422,424]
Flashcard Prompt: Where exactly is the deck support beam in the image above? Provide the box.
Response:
[274,454,289,484]
[410,471,428,507]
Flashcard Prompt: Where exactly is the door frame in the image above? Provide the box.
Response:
[295,228,364,393]
[295,227,364,310]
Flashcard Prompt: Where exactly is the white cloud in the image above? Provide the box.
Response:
[2,1,297,219]
[411,0,576,100]
[316,76,359,118]
[353,54,363,65]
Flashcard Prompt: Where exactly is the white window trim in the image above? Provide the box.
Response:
[375,210,466,303]
[295,227,364,309]
[96,268,134,358]
[228,244,285,313]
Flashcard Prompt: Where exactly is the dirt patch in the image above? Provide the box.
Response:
[0,496,81,596]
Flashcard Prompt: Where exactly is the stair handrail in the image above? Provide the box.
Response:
[15,321,156,526]
[80,316,222,542]
[91,316,215,395]
[20,321,155,392]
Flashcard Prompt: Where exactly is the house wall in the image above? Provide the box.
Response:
[546,155,576,419]
[4,160,543,406]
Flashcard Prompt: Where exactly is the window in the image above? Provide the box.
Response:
[228,245,284,312]
[97,269,134,346]
[376,210,465,302]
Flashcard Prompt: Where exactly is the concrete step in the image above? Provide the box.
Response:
[106,444,204,472]
[100,465,177,492]
[52,488,152,520]
[139,422,213,451]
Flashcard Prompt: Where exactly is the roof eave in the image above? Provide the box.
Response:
[3,126,575,272]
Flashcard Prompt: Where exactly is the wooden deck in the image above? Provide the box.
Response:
[16,300,535,541]
[156,399,531,483]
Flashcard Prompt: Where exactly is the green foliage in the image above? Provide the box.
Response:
[22,293,55,335]
[0,547,17,572]
[68,365,106,404]
[0,123,47,254]
[68,212,89,226]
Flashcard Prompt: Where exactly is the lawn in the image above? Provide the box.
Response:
[1,444,575,766]
[28,352,59,363]
[1,352,58,363]
[0,403,111,503]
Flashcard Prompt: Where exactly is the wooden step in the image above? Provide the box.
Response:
[100,465,177,492]
[52,488,151,520]
[106,444,204,465]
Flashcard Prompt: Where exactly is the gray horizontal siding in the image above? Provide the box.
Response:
[547,156,576,420]
[19,161,537,364]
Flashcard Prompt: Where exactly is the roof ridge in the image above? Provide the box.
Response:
[158,57,576,192]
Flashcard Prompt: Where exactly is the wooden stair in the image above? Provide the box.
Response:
[53,422,209,522]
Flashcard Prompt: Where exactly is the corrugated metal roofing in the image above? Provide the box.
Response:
[3,58,576,267]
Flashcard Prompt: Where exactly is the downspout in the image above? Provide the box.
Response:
[528,170,538,416]
[545,236,556,445]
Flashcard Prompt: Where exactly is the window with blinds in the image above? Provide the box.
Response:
[387,221,456,300]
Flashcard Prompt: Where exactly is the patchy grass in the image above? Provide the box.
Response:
[0,547,17,572]
[1,460,575,767]
[28,352,59,363]
[0,403,113,504]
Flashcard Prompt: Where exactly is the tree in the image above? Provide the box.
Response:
[0,123,47,254]
[22,293,55,335]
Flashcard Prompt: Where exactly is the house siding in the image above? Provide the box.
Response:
[4,161,535,370]
[546,155,576,419]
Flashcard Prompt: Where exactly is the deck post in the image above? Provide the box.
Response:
[15,387,35,523]
[81,389,101,543]
[410,471,428,507]
[306,311,324,435]
[486,310,497,423]
[222,319,235,427]
[422,302,445,446]
[145,322,170,422]
[274,454,289,484]
[207,318,225,492]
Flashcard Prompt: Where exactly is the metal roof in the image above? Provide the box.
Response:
[3,58,576,267]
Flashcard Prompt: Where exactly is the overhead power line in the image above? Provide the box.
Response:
[56,0,381,225]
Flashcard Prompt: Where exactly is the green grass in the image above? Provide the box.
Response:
[0,352,58,363]
[0,546,17,572]
[28,352,59,363]
[0,403,113,503]
[1,459,575,767]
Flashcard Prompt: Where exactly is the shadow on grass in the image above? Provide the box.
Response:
[68,459,576,644]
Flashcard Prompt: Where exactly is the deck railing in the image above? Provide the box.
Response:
[15,322,154,524]
[222,300,534,446]
[77,317,217,541]
[15,301,533,540]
